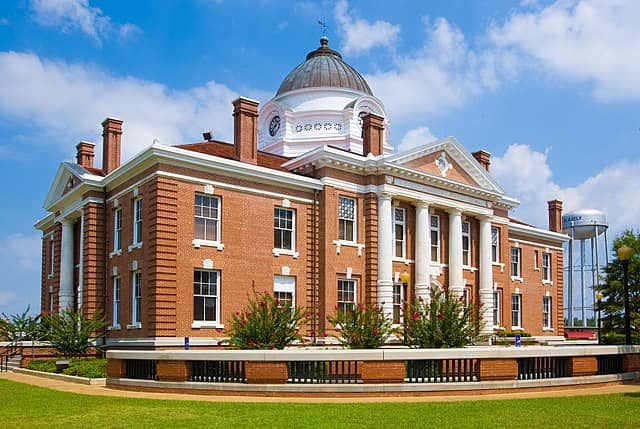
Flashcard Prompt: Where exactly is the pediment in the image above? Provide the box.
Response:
[43,163,103,211]
[387,137,505,195]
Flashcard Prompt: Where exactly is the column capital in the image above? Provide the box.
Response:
[446,207,462,216]
[378,193,392,202]
[413,200,429,209]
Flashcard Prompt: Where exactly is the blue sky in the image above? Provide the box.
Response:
[0,0,638,315]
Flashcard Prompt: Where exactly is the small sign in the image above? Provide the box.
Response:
[515,334,521,348]
[184,337,190,350]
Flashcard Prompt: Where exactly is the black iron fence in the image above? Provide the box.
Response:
[406,359,479,383]
[288,360,361,384]
[597,355,624,375]
[517,357,569,380]
[125,359,158,380]
[191,361,246,383]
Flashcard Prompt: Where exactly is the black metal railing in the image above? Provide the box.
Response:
[406,359,479,383]
[191,361,246,383]
[517,357,569,380]
[125,359,158,380]
[288,361,361,384]
[598,355,624,375]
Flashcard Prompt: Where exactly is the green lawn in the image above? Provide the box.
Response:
[1,379,639,428]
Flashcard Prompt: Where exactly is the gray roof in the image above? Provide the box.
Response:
[276,37,373,96]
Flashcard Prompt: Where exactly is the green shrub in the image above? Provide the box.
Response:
[27,359,56,373]
[228,291,308,349]
[27,358,106,378]
[404,285,483,348]
[327,302,395,349]
[502,331,532,338]
[600,333,640,345]
[42,309,106,357]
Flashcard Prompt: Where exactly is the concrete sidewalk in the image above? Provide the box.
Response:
[1,370,639,403]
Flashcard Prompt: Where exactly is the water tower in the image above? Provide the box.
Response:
[562,209,609,327]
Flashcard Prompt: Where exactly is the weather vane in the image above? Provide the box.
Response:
[317,18,327,37]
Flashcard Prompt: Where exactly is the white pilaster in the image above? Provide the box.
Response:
[377,194,393,316]
[448,208,464,297]
[59,220,75,311]
[479,216,494,334]
[414,202,430,301]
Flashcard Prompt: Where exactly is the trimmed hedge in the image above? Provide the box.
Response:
[27,358,106,378]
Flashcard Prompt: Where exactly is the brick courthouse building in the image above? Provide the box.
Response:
[35,38,568,348]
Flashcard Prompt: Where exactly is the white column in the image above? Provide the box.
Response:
[377,194,393,316]
[414,202,431,301]
[479,216,494,334]
[448,208,464,297]
[59,220,75,311]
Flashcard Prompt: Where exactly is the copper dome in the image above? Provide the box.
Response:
[276,37,373,96]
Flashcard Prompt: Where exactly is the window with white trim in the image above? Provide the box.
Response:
[113,276,120,327]
[392,283,405,324]
[193,270,219,323]
[463,287,471,311]
[511,247,521,278]
[462,221,471,266]
[393,207,406,258]
[491,227,499,263]
[274,207,295,251]
[543,296,552,329]
[338,196,356,242]
[430,215,440,263]
[337,279,356,313]
[114,208,122,251]
[133,198,142,245]
[49,239,55,277]
[493,290,501,327]
[48,288,54,314]
[132,271,142,325]
[534,250,539,270]
[511,294,522,328]
[274,275,295,309]
[542,252,551,281]
[194,194,220,242]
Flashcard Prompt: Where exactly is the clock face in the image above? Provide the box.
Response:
[269,115,281,137]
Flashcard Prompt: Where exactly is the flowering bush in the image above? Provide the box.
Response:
[404,285,483,348]
[228,291,308,349]
[327,302,395,349]
[42,309,106,357]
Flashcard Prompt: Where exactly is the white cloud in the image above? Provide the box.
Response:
[492,144,640,234]
[490,0,640,100]
[365,17,515,125]
[0,51,244,161]
[0,234,41,314]
[397,126,437,152]
[334,0,400,55]
[29,0,140,44]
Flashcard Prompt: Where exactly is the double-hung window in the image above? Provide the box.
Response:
[430,215,440,263]
[392,283,404,324]
[534,250,539,270]
[49,239,55,277]
[338,196,356,242]
[511,247,521,278]
[337,279,356,313]
[491,227,499,263]
[133,198,142,245]
[194,194,220,242]
[511,294,522,328]
[114,208,122,251]
[193,270,219,324]
[112,277,120,328]
[274,207,295,251]
[542,253,551,281]
[393,207,406,258]
[543,296,552,329]
[462,221,471,266]
[274,275,295,309]
[493,290,501,327]
[131,271,142,326]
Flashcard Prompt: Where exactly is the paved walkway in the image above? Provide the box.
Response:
[1,370,639,403]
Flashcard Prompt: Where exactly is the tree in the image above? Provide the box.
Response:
[42,309,106,357]
[597,230,640,343]
[0,306,43,341]
[404,284,483,348]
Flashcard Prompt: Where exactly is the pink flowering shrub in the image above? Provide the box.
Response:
[404,285,483,348]
[228,290,308,349]
[327,302,395,349]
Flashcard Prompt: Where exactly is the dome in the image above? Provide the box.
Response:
[276,37,373,96]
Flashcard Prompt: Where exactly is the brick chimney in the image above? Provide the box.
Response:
[362,113,385,156]
[547,199,563,233]
[232,97,259,165]
[76,141,95,169]
[102,117,123,174]
[472,150,491,172]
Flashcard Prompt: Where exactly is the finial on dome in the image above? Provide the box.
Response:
[320,35,329,47]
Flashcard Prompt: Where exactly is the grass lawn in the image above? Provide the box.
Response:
[0,379,639,428]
